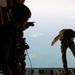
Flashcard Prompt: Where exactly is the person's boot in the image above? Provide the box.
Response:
[63,68,69,75]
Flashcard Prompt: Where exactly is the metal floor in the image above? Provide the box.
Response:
[26,68,75,75]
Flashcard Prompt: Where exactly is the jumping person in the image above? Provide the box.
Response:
[51,29,75,75]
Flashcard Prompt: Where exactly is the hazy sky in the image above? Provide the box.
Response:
[24,0,75,68]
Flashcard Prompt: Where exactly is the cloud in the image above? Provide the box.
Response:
[70,23,75,25]
[67,16,75,19]
[29,33,44,38]
[29,53,36,59]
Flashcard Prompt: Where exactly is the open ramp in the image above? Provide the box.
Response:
[26,68,75,75]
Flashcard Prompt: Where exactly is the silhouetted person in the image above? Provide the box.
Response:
[0,4,34,75]
[51,29,75,75]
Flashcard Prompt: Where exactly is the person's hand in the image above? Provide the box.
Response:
[23,22,35,30]
[51,42,54,46]
[26,22,35,27]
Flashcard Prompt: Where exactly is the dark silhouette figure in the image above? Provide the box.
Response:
[0,4,34,75]
[51,29,75,75]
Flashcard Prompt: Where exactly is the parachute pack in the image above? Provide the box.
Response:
[59,29,75,40]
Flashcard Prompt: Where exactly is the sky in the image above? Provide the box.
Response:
[24,0,75,68]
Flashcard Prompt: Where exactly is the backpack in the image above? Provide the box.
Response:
[59,29,75,40]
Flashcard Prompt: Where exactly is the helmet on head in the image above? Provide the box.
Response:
[11,4,31,22]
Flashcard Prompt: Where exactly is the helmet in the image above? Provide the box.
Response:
[11,4,31,22]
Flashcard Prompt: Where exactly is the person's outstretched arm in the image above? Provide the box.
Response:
[51,35,60,46]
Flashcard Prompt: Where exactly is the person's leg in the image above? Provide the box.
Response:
[69,44,75,57]
[1,62,13,75]
[61,45,68,74]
